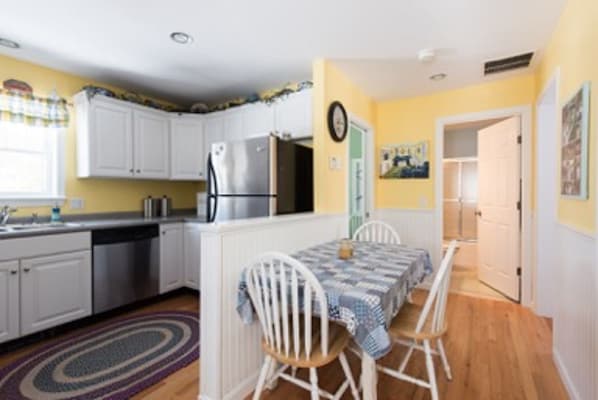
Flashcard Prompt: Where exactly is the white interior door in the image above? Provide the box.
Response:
[477,116,521,301]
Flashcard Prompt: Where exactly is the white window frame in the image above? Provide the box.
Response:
[0,122,66,207]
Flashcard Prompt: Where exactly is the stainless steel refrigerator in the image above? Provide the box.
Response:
[206,135,313,222]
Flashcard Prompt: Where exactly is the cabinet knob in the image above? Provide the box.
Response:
[129,169,134,173]
[23,267,30,273]
[199,172,203,177]
[136,169,141,173]
[162,231,166,235]
[10,270,17,275]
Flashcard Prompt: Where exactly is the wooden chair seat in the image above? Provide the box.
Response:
[389,303,448,341]
[262,320,351,368]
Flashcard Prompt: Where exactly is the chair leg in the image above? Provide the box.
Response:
[339,351,360,400]
[309,367,319,400]
[437,338,452,380]
[398,339,416,373]
[291,366,298,377]
[265,358,279,390]
[253,355,272,400]
[423,340,439,400]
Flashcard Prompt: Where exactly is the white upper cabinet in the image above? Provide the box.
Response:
[0,260,19,344]
[133,109,170,179]
[274,89,313,139]
[204,113,226,158]
[223,110,244,142]
[242,102,275,138]
[170,116,205,181]
[75,93,134,178]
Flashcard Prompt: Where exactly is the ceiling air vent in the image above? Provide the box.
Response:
[484,52,534,75]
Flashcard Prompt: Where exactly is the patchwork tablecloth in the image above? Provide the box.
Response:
[236,240,433,359]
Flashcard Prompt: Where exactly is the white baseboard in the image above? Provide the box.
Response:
[553,348,581,400]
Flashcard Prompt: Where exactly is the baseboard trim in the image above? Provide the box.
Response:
[553,347,581,400]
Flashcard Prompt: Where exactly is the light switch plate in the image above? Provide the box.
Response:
[329,156,342,170]
[70,198,84,210]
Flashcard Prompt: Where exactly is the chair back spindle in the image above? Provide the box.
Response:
[352,220,401,244]
[415,240,457,335]
[246,252,329,361]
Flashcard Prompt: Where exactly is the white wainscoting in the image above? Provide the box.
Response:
[198,213,348,400]
[552,223,596,400]
[372,208,438,268]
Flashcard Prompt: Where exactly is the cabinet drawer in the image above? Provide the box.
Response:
[0,232,91,261]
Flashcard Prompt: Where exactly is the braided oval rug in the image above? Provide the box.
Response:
[0,311,199,400]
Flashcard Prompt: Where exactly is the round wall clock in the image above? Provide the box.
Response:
[327,101,348,142]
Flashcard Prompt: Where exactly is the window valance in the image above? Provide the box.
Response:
[0,89,69,128]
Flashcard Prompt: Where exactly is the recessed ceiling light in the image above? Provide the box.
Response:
[430,73,447,81]
[0,38,20,49]
[170,32,193,45]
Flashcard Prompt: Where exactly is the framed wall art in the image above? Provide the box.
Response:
[561,82,590,199]
[380,141,430,179]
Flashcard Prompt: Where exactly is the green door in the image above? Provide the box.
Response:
[349,124,365,237]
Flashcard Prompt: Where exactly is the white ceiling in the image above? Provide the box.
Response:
[0,0,565,105]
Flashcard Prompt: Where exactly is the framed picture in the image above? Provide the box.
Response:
[561,82,590,199]
[380,141,430,179]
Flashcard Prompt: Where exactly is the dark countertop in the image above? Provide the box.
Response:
[0,211,209,240]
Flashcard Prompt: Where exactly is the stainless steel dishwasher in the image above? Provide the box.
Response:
[92,224,160,314]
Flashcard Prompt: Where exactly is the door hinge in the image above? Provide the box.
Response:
[517,135,522,144]
[517,267,522,276]
[517,201,521,211]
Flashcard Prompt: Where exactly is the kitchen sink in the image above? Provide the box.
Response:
[0,222,84,232]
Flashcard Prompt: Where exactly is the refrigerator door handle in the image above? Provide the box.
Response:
[207,153,219,223]
[269,136,277,216]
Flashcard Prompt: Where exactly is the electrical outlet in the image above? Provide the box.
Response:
[70,198,84,210]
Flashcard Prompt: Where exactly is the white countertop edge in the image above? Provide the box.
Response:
[187,212,347,234]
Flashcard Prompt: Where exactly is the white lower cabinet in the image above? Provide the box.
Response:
[184,224,201,290]
[0,260,19,344]
[160,224,184,293]
[20,251,92,336]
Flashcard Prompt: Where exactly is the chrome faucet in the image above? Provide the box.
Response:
[0,205,17,225]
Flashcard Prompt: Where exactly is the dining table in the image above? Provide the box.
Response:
[237,239,433,400]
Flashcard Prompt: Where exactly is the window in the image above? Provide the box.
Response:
[0,121,65,205]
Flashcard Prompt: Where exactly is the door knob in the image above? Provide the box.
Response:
[475,210,482,217]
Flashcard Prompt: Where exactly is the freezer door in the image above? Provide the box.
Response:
[213,196,273,222]
[211,136,273,195]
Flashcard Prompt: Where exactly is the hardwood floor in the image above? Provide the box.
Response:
[0,290,568,400]
[256,291,569,400]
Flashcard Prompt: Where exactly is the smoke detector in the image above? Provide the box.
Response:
[418,49,436,63]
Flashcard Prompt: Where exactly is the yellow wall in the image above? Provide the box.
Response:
[312,60,375,213]
[537,0,598,233]
[375,74,536,209]
[0,54,200,217]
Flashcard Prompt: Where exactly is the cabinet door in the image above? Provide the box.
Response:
[223,110,244,142]
[274,90,313,139]
[171,118,205,180]
[204,114,225,160]
[0,260,19,344]
[242,103,275,138]
[184,225,201,290]
[134,110,170,179]
[160,224,184,293]
[90,100,134,177]
[20,251,92,336]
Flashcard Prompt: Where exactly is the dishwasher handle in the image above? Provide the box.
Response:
[92,224,159,245]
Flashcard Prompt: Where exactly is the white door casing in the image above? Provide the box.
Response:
[477,117,521,300]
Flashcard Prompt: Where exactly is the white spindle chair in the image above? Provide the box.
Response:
[352,220,401,244]
[377,240,458,400]
[246,252,360,400]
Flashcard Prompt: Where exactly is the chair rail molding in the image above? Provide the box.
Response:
[198,213,348,400]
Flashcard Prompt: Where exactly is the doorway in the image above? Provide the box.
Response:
[349,122,366,236]
[442,115,522,302]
